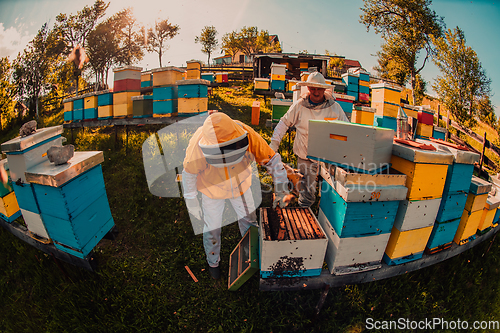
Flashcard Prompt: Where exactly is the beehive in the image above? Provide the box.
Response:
[141,71,152,88]
[433,127,447,141]
[254,78,270,91]
[72,97,84,121]
[270,98,292,122]
[370,82,403,104]
[374,115,397,131]
[96,90,114,119]
[478,195,500,234]
[270,63,286,77]
[308,120,395,174]
[113,65,142,92]
[177,98,207,115]
[417,106,435,125]
[0,159,21,223]
[25,151,115,258]
[151,67,185,87]
[383,225,434,265]
[271,80,285,91]
[342,72,359,87]
[416,123,433,138]
[113,91,140,118]
[215,72,228,83]
[318,165,407,274]
[259,207,327,278]
[454,176,492,245]
[401,103,419,119]
[352,105,375,126]
[391,141,453,201]
[371,101,400,118]
[201,72,215,83]
[186,60,202,79]
[333,93,355,119]
[63,98,73,122]
[132,95,153,118]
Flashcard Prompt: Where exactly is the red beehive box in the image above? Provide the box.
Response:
[114,79,141,92]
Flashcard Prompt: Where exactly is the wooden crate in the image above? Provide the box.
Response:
[259,207,327,278]
[393,198,441,231]
[370,82,403,104]
[308,120,395,174]
[454,209,483,245]
[383,224,433,265]
[318,208,391,275]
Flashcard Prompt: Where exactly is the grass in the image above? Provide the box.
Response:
[1,82,500,332]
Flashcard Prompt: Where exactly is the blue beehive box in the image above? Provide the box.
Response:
[427,217,462,251]
[153,99,177,116]
[358,84,370,95]
[73,98,84,110]
[201,73,215,83]
[433,127,447,141]
[271,80,285,91]
[346,90,358,101]
[153,86,178,101]
[177,82,208,98]
[83,108,98,120]
[64,111,73,122]
[374,115,397,131]
[25,151,115,259]
[97,90,113,106]
[342,73,359,86]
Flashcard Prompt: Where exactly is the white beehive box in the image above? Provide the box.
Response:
[307,120,394,174]
[393,198,442,231]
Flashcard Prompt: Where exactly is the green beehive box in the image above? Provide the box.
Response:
[132,95,153,118]
[270,98,292,122]
[228,226,259,291]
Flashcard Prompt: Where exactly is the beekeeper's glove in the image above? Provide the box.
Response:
[185,198,202,220]
[273,182,291,209]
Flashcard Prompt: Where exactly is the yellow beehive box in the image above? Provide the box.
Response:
[178,97,208,114]
[271,74,285,81]
[186,60,202,70]
[416,123,433,137]
[464,193,488,212]
[352,105,376,126]
[300,72,309,81]
[141,71,151,82]
[113,91,140,105]
[98,105,113,118]
[151,67,185,87]
[254,78,270,90]
[401,103,419,119]
[113,103,133,118]
[359,80,370,88]
[64,100,73,112]
[0,191,20,218]
[478,208,496,232]
[84,95,98,109]
[186,68,201,80]
[370,82,403,104]
[390,155,449,201]
[384,225,433,261]
[371,101,400,118]
[454,209,483,245]
[300,62,308,69]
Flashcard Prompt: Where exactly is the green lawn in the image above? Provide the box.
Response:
[1,82,500,332]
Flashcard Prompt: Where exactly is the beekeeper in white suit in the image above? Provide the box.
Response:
[269,72,349,208]
[182,112,290,279]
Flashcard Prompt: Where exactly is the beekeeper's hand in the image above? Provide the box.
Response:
[273,182,293,209]
[185,198,202,220]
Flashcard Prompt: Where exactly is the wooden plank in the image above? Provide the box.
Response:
[282,209,299,239]
[280,207,295,240]
[260,225,500,291]
[296,208,316,239]
[261,208,272,241]
[276,208,287,240]
[288,209,306,239]
[292,208,312,239]
[303,208,324,239]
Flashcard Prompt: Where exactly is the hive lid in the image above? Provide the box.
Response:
[1,125,63,153]
[469,176,492,195]
[334,93,355,101]
[94,89,113,95]
[150,66,185,73]
[392,141,454,165]
[486,195,500,210]
[176,79,210,86]
[25,151,104,187]
[416,138,479,165]
[270,98,293,106]
[370,82,403,91]
[353,105,376,112]
[113,65,142,72]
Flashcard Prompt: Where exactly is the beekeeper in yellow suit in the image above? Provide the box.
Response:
[182,112,290,279]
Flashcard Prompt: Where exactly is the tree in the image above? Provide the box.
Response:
[54,0,109,51]
[195,26,218,66]
[146,18,180,67]
[13,23,66,118]
[221,27,280,63]
[0,57,16,127]
[116,8,145,65]
[431,27,491,127]
[360,0,444,104]
[476,95,496,128]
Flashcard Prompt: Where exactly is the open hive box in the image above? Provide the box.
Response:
[259,207,327,279]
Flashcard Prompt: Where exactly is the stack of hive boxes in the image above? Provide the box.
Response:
[401,103,419,120]
[63,98,73,122]
[1,126,116,259]
[176,79,210,116]
[353,69,371,104]
[2,126,64,241]
[371,82,403,132]
[186,60,202,79]
[287,79,300,94]
[270,63,286,91]
[83,92,98,120]
[151,67,184,117]
[0,159,21,223]
[141,71,152,88]
[96,90,113,119]
[341,72,359,102]
[423,139,479,253]
[113,66,142,118]
[351,105,376,126]
[201,72,215,84]
[477,194,500,234]
[334,93,355,121]
[254,78,270,92]
[300,62,308,74]
[384,141,453,265]
[454,176,491,245]
[489,175,500,226]
[72,97,84,122]
[416,106,435,139]
[215,72,228,84]
[307,120,407,274]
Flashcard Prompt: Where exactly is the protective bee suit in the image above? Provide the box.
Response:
[269,72,349,207]
[182,112,289,270]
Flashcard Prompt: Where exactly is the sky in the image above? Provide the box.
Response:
[0,0,499,114]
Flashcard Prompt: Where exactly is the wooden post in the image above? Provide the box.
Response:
[479,132,487,173]
[446,109,450,141]
[437,104,440,126]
